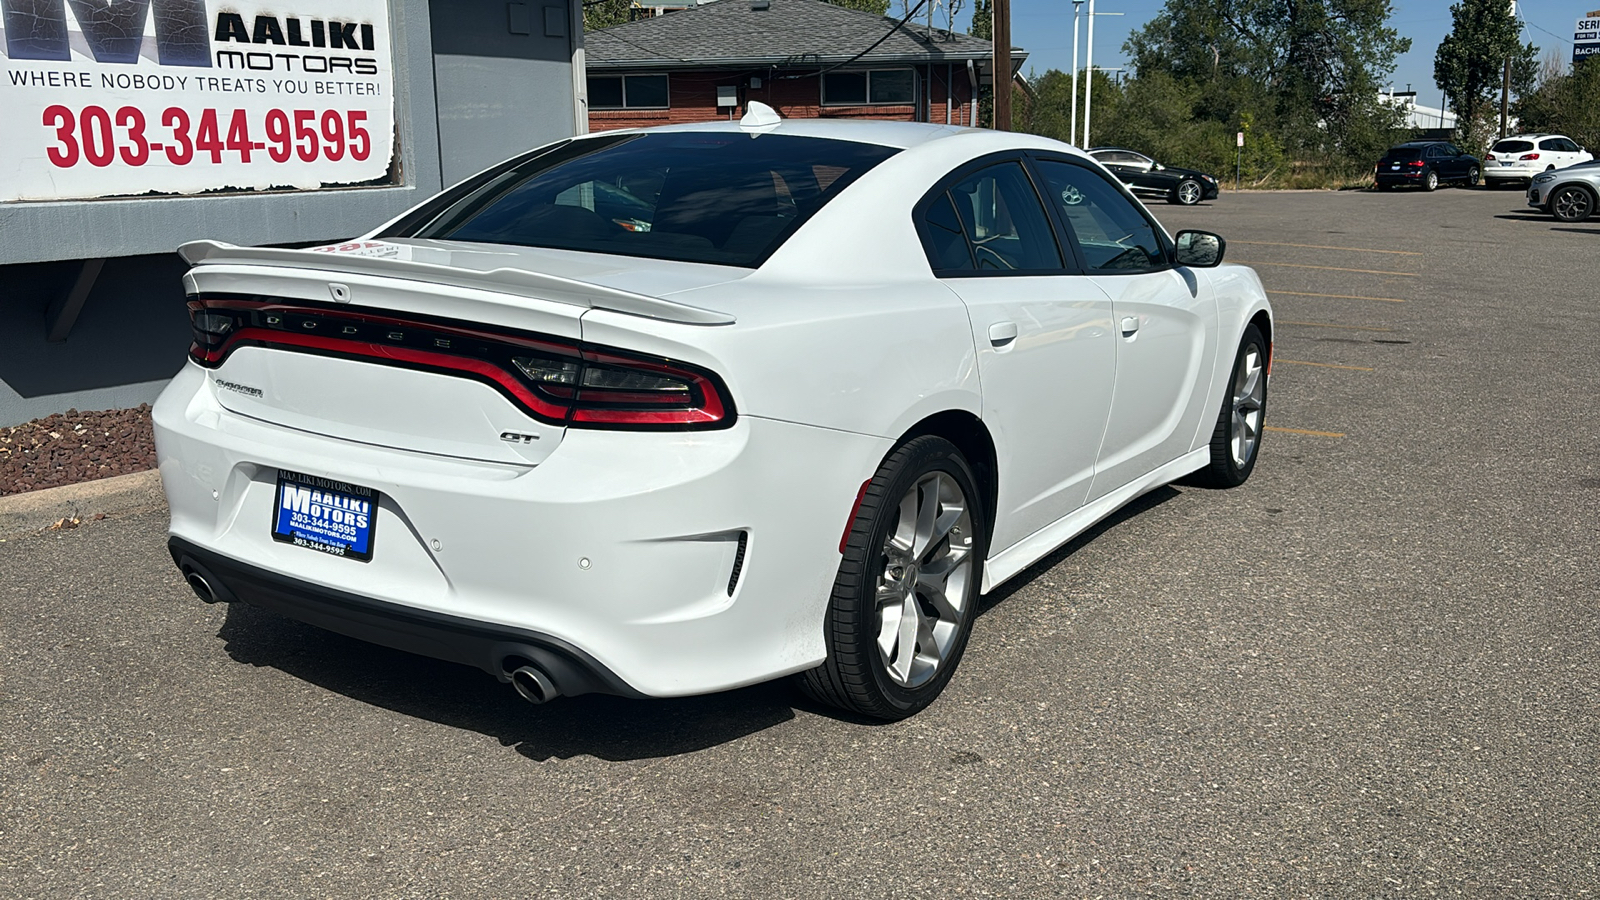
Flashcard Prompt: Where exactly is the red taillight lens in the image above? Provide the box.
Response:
[1485,153,1496,161]
[1520,153,1540,161]
[187,298,733,431]
[1408,160,1425,167]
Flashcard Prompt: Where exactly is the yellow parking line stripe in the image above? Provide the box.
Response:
[1269,290,1407,303]
[1232,240,1422,256]
[1277,359,1375,371]
[1266,426,1346,437]
[1237,260,1419,277]
[1279,320,1394,332]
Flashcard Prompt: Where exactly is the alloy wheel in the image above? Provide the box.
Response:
[1230,346,1266,467]
[874,472,974,688]
[1178,181,1203,205]
[1553,187,1593,222]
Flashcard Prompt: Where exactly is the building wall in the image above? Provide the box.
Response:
[589,64,974,132]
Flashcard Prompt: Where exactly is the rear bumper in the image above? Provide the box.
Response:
[169,536,643,697]
[154,362,893,697]
[1484,167,1538,182]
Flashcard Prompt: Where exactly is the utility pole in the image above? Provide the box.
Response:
[993,0,1012,130]
[1070,0,1083,146]
[1082,0,1094,146]
[1499,57,1511,139]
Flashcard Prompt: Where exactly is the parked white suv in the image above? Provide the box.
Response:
[1483,134,1593,188]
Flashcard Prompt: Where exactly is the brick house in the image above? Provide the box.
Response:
[583,0,1018,132]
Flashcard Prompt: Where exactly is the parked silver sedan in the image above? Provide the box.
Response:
[1528,161,1600,223]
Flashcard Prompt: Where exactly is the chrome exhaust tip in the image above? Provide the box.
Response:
[185,570,219,604]
[510,665,559,704]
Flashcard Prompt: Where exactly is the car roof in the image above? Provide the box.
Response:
[581,117,977,151]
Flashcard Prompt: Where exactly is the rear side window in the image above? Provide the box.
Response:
[1034,159,1166,273]
[402,133,899,268]
[944,162,1063,272]
[1493,140,1534,154]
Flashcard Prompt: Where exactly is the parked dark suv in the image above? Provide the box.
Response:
[1374,142,1481,191]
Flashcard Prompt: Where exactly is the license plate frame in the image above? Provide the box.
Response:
[270,469,378,562]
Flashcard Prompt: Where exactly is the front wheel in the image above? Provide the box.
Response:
[1465,166,1480,187]
[1171,179,1204,205]
[1551,185,1595,222]
[1190,324,1268,488]
[798,436,986,720]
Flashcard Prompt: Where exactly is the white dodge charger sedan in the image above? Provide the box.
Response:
[156,107,1272,720]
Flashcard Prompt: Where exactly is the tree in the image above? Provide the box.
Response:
[583,0,632,32]
[1123,0,1409,160]
[830,0,891,15]
[1434,0,1537,150]
[1514,57,1600,151]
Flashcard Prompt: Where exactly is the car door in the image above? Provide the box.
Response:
[918,158,1117,554]
[1029,155,1219,502]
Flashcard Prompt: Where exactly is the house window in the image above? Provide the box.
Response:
[822,69,915,106]
[588,74,670,110]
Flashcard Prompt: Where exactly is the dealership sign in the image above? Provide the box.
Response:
[0,0,395,202]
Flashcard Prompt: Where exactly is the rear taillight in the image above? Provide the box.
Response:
[1485,153,1496,161]
[1520,153,1540,161]
[1408,160,1425,167]
[187,298,733,430]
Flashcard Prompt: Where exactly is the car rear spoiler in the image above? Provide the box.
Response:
[177,240,736,326]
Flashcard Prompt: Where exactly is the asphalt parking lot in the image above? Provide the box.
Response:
[3,186,1596,898]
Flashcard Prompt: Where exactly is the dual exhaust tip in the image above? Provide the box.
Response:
[182,561,563,705]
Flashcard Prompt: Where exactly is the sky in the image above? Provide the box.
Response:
[953,0,1591,99]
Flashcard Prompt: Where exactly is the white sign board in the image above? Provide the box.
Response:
[0,0,396,203]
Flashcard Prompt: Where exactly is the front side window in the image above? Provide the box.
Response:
[1033,159,1166,273]
[400,133,899,267]
[940,161,1062,272]
[822,69,915,106]
[588,74,670,110]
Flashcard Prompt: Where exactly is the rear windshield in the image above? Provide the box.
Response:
[1492,140,1535,153]
[1386,147,1424,160]
[398,132,899,268]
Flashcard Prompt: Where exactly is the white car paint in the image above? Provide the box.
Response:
[1484,134,1594,185]
[154,118,1271,700]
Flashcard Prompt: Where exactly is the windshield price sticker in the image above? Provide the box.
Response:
[1,0,395,202]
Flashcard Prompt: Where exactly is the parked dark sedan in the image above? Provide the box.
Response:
[1374,141,1481,191]
[1087,147,1220,205]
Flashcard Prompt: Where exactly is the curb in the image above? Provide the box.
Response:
[0,469,166,540]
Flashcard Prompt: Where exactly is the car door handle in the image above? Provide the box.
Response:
[988,321,1018,347]
[1120,316,1140,337]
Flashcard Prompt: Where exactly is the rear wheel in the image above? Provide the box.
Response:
[1191,324,1267,488]
[1551,185,1595,222]
[1422,170,1439,192]
[1172,179,1204,205]
[798,436,985,720]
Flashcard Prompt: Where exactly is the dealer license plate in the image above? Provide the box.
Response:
[271,470,378,561]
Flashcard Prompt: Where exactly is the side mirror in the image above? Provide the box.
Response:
[1174,230,1225,267]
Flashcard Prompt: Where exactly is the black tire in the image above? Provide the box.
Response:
[797,436,987,721]
[1376,183,1393,192]
[1190,324,1268,488]
[1170,179,1204,205]
[1550,185,1595,223]
[1422,169,1438,192]
[1465,166,1480,187]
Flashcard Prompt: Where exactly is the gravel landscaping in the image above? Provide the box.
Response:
[0,405,157,497]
